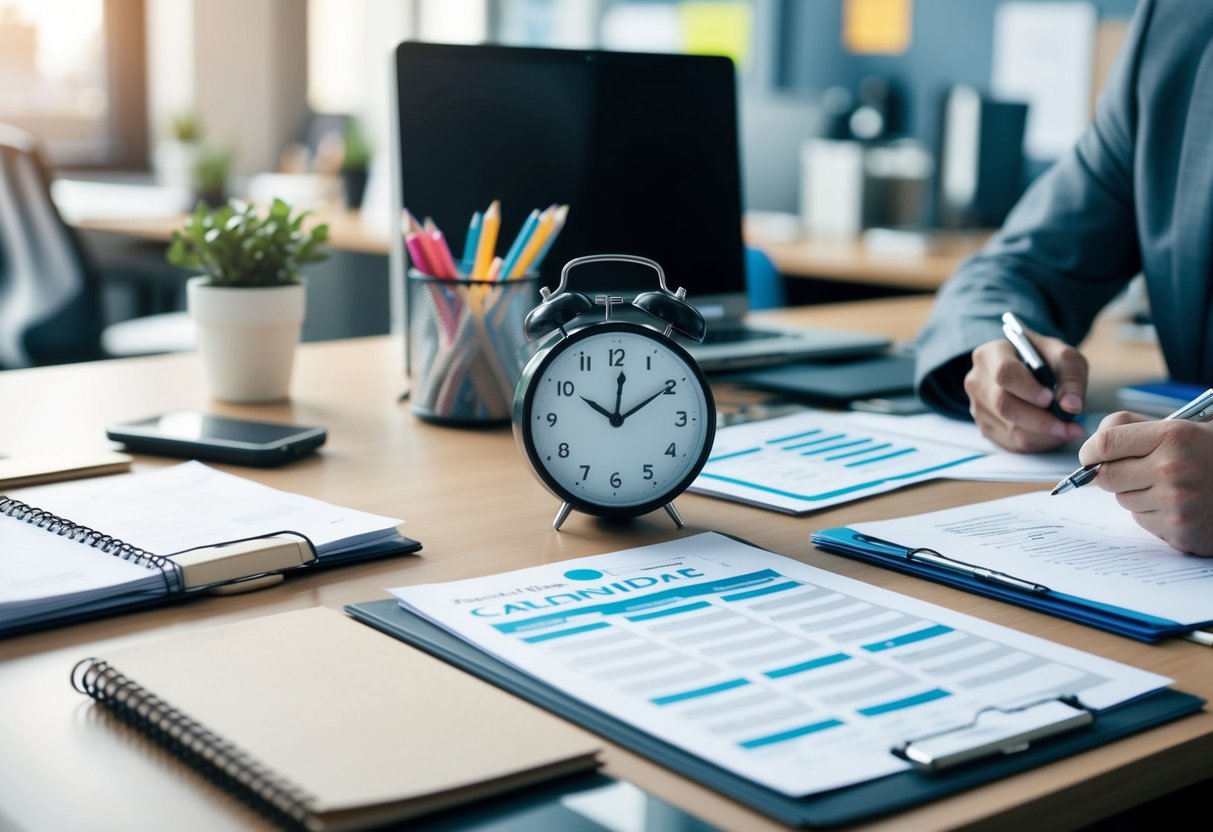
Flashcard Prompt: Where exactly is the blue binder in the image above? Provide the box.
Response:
[811,527,1196,643]
[346,598,1204,829]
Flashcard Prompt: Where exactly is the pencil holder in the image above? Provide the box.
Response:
[407,269,539,426]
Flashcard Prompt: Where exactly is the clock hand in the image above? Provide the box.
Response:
[620,379,676,422]
[579,396,615,421]
[612,372,626,418]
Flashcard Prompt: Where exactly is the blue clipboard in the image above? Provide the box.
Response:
[810,527,1196,643]
[345,598,1204,829]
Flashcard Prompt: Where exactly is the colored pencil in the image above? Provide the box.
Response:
[415,218,448,278]
[404,232,433,275]
[528,204,569,274]
[485,255,504,282]
[470,199,501,279]
[429,227,461,280]
[460,211,482,276]
[498,209,540,282]
[509,205,557,278]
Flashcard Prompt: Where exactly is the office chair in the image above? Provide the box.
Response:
[0,124,107,369]
[745,246,786,311]
[0,124,193,370]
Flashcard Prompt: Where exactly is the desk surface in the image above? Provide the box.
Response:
[74,206,988,291]
[2,296,1201,832]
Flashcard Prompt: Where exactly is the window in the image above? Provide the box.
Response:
[0,0,146,169]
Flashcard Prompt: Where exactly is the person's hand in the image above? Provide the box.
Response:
[963,332,1088,452]
[1078,412,1213,555]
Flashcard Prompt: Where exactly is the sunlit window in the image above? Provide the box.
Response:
[0,0,143,168]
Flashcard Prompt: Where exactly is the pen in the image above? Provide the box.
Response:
[1183,629,1213,647]
[906,548,1050,594]
[1001,312,1074,422]
[1052,387,1213,495]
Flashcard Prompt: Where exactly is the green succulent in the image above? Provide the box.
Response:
[167,198,330,288]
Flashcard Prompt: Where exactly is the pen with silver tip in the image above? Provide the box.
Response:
[1001,311,1075,423]
[1052,387,1213,495]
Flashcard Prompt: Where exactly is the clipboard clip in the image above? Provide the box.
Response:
[850,533,1049,595]
[892,696,1095,772]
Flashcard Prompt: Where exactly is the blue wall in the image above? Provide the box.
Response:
[778,0,1141,146]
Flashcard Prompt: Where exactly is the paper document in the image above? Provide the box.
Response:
[843,411,1086,482]
[689,411,984,513]
[850,488,1213,626]
[389,533,1168,797]
[2,461,406,632]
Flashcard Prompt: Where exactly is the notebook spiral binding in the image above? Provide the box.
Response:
[71,657,316,830]
[0,496,179,590]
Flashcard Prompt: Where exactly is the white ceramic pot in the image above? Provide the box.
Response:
[153,139,199,190]
[187,276,306,403]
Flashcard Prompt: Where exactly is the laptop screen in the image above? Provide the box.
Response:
[392,42,746,312]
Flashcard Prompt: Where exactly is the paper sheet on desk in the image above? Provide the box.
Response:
[389,533,1170,798]
[850,488,1213,626]
[689,411,985,514]
[843,412,1085,482]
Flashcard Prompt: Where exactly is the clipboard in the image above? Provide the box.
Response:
[810,527,1193,643]
[345,599,1204,829]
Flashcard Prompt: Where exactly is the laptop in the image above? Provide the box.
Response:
[389,42,890,373]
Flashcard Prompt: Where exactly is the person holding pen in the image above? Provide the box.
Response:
[913,0,1213,556]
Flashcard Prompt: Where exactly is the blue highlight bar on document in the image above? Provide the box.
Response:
[691,412,983,513]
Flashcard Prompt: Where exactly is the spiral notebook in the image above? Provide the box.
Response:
[1,461,420,635]
[71,607,602,831]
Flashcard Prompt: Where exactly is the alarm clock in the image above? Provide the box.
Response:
[512,254,716,531]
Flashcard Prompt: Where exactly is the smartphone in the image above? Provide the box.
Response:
[106,411,327,467]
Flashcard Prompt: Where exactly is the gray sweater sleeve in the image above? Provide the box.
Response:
[913,0,1154,419]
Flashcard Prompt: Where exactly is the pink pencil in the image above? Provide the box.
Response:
[485,255,504,282]
[429,228,461,279]
[405,232,433,275]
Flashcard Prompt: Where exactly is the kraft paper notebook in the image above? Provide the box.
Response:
[71,607,602,832]
[1,461,421,635]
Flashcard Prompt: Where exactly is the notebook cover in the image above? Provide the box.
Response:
[811,527,1190,643]
[346,598,1204,828]
[79,607,601,830]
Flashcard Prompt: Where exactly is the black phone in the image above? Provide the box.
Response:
[105,411,327,467]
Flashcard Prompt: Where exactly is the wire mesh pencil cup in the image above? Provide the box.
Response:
[407,269,538,426]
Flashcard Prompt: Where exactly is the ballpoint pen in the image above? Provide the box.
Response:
[1052,386,1213,495]
[906,547,1050,594]
[1001,311,1074,422]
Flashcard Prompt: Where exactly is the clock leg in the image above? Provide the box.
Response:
[552,502,573,531]
[663,502,684,529]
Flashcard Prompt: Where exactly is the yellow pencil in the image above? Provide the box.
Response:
[509,205,556,278]
[471,199,500,279]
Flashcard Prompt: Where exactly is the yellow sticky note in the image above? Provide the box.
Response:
[679,1,752,67]
[843,0,913,55]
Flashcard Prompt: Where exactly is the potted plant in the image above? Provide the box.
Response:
[167,198,329,402]
[340,117,373,209]
[191,143,234,208]
[153,111,204,190]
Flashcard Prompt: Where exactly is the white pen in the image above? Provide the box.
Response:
[1052,387,1213,495]
[1183,630,1213,647]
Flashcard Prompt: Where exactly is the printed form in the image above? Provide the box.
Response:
[689,412,984,514]
[390,533,1168,796]
[851,488,1213,626]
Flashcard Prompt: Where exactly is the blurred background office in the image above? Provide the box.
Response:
[0,0,1138,368]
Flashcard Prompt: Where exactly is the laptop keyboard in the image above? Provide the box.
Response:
[701,327,783,344]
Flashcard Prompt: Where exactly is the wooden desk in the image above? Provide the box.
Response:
[1,297,1197,832]
[73,205,391,257]
[746,226,992,293]
[75,207,989,293]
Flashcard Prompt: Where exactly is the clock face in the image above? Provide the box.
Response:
[516,322,715,516]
